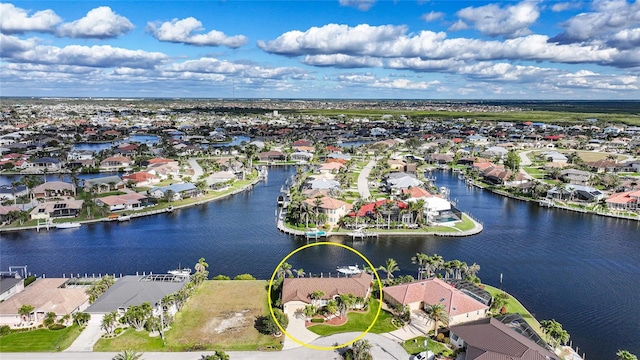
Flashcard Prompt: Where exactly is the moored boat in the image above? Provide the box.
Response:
[337,265,362,275]
[117,214,131,222]
[55,222,81,229]
[168,267,191,277]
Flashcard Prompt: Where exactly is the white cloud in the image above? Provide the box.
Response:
[455,1,540,38]
[147,17,248,48]
[556,70,639,90]
[165,57,306,80]
[0,3,61,34]
[56,6,133,39]
[448,20,468,31]
[421,11,445,22]
[550,0,640,44]
[551,2,584,12]
[1,35,167,68]
[258,24,407,56]
[338,0,376,11]
[337,73,439,90]
[302,54,383,68]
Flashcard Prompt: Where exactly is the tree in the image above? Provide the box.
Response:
[617,350,638,360]
[277,262,293,279]
[201,351,230,360]
[73,312,91,327]
[310,290,325,306]
[411,253,429,280]
[260,308,288,336]
[194,257,209,275]
[43,312,57,328]
[101,311,119,336]
[294,268,306,278]
[112,349,143,360]
[540,319,570,348]
[164,189,175,203]
[424,303,449,337]
[351,339,373,360]
[122,302,153,331]
[302,304,317,321]
[377,258,399,282]
[18,304,34,323]
[504,150,521,171]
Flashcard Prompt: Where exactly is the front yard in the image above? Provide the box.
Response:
[306,299,396,336]
[0,325,82,352]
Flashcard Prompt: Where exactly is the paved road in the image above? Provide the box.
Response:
[357,160,376,200]
[2,333,409,360]
[187,158,204,181]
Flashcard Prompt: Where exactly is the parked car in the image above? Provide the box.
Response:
[412,351,435,360]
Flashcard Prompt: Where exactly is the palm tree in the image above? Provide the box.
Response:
[194,257,209,274]
[309,290,325,306]
[294,268,306,278]
[351,201,362,229]
[277,262,293,279]
[424,303,450,337]
[313,195,323,226]
[18,304,34,323]
[112,349,143,360]
[377,258,399,282]
[411,253,429,280]
[351,339,373,360]
[617,350,638,360]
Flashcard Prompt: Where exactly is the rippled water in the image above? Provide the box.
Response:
[1,167,639,358]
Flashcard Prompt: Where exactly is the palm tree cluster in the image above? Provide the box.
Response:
[540,319,570,349]
[410,253,481,283]
[86,276,116,304]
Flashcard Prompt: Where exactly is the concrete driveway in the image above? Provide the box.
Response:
[64,313,104,352]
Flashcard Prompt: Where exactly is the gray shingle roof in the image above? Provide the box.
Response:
[86,275,188,313]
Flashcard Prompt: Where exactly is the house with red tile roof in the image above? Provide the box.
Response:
[95,193,154,212]
[317,162,344,174]
[350,199,408,219]
[382,278,489,325]
[605,190,640,211]
[281,272,373,313]
[122,172,159,187]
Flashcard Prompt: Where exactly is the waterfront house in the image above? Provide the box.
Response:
[122,171,159,187]
[29,199,84,220]
[84,175,125,194]
[149,183,198,201]
[86,274,188,316]
[0,278,89,327]
[449,317,559,360]
[100,156,132,171]
[281,272,373,314]
[383,278,489,325]
[0,205,22,223]
[29,157,62,171]
[290,151,314,163]
[302,196,351,225]
[0,273,24,302]
[258,150,286,162]
[547,184,605,202]
[605,191,640,211]
[204,171,236,189]
[560,169,592,186]
[31,181,76,199]
[146,162,181,180]
[317,162,344,174]
[95,193,155,212]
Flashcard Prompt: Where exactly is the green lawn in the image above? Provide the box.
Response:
[93,328,164,352]
[0,325,82,352]
[483,285,544,337]
[402,336,453,356]
[306,299,396,336]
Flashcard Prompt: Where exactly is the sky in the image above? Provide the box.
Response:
[1,0,639,99]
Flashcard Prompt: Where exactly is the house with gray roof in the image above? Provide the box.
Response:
[86,275,189,314]
[149,183,198,200]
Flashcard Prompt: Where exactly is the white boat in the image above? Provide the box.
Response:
[117,214,131,222]
[337,265,362,275]
[55,222,81,229]
[167,206,174,213]
[168,267,191,277]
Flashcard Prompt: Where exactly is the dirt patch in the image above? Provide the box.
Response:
[206,310,251,334]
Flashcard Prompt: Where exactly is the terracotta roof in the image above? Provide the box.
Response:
[303,196,349,210]
[97,193,147,206]
[123,172,156,182]
[450,317,559,360]
[383,278,488,316]
[282,273,373,304]
[401,186,433,198]
[0,278,88,316]
[606,191,640,204]
[350,199,408,217]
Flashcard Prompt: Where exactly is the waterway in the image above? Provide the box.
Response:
[1,167,638,358]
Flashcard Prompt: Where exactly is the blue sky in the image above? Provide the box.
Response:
[1,0,639,99]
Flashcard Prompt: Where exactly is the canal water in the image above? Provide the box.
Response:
[1,167,638,358]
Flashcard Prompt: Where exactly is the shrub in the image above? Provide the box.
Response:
[49,324,66,330]
[0,325,11,336]
[436,333,445,342]
[311,318,325,323]
[23,276,37,287]
[233,273,256,280]
[212,275,230,280]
